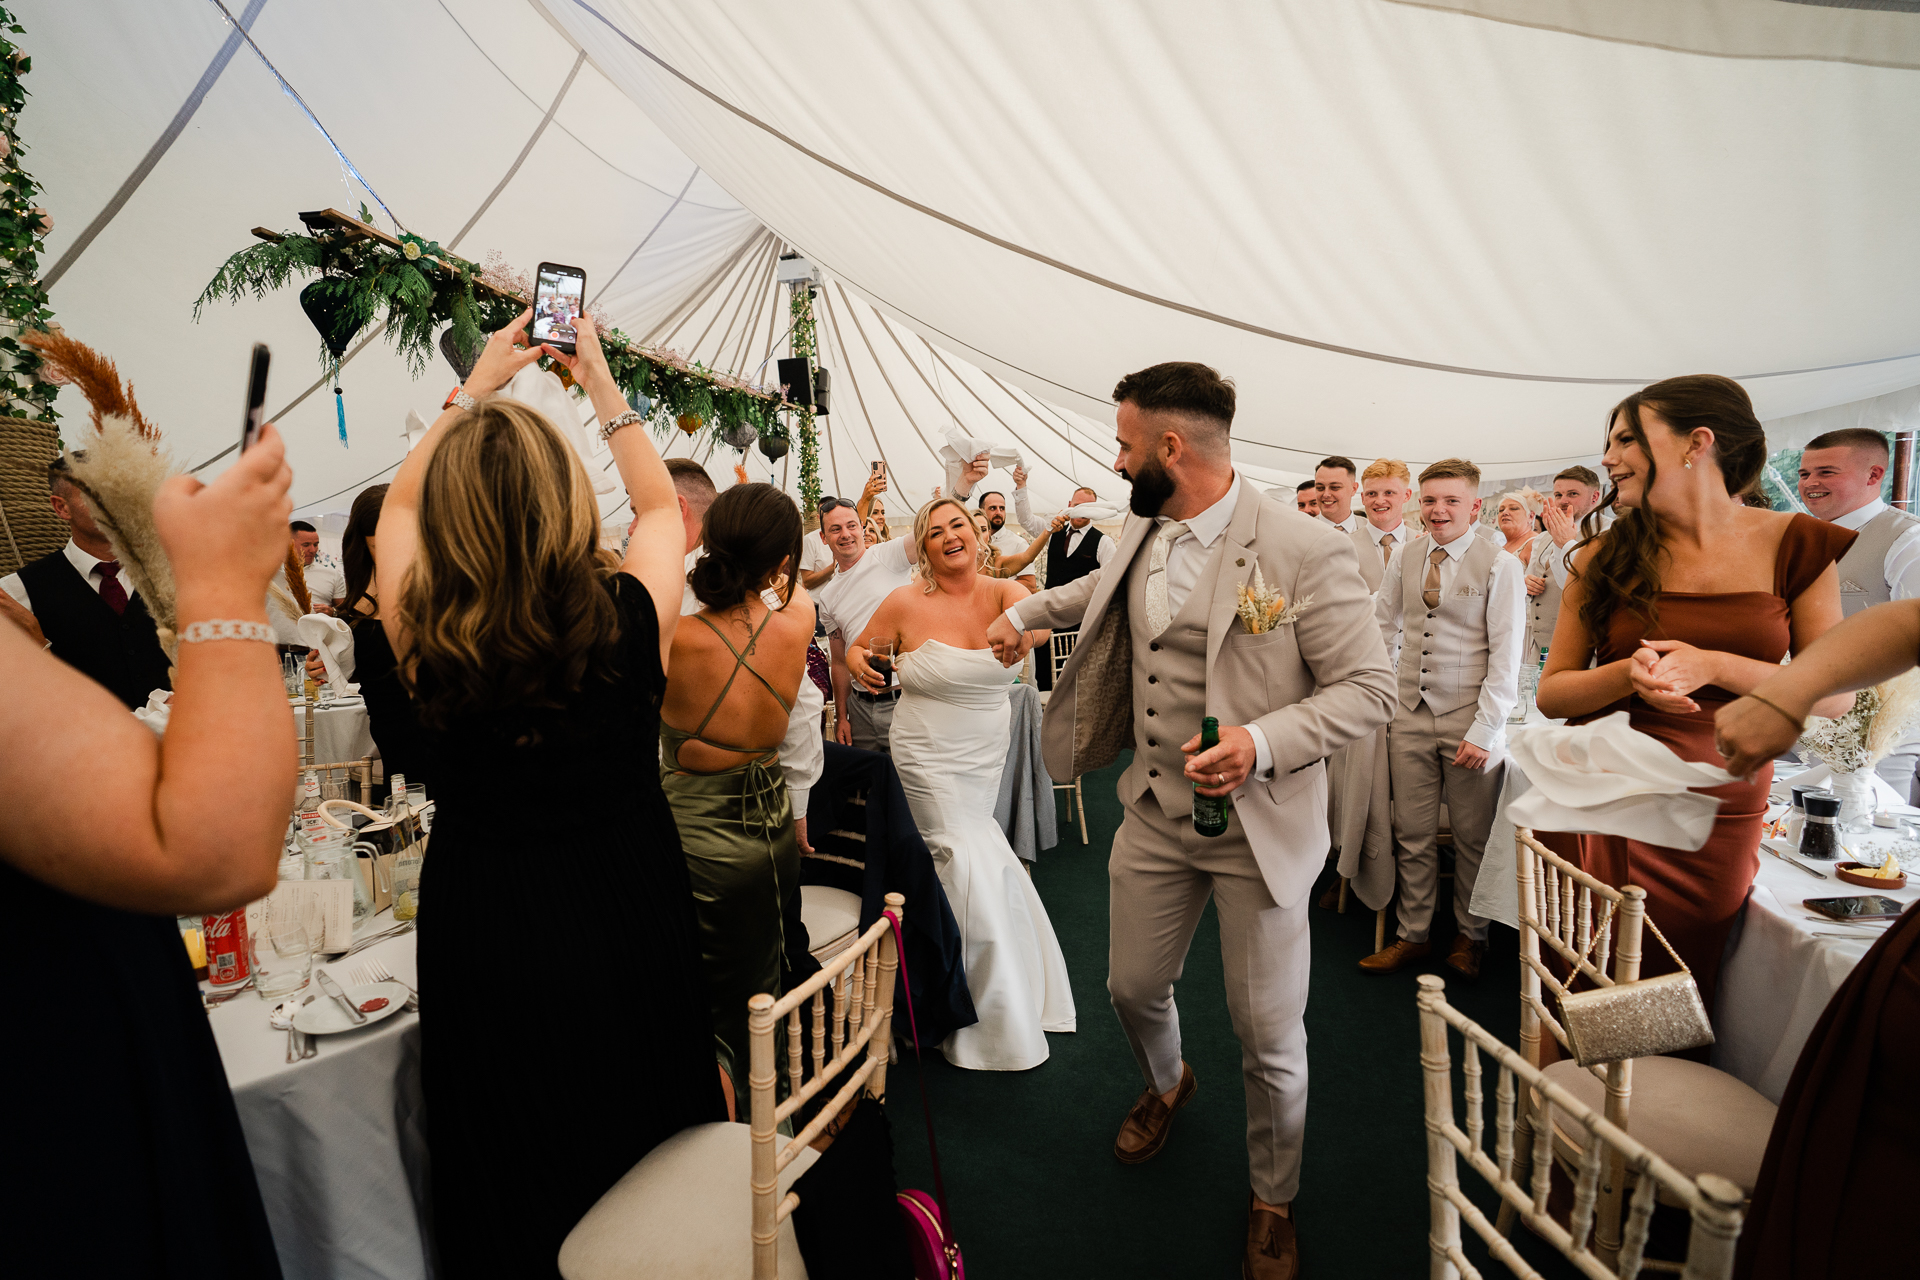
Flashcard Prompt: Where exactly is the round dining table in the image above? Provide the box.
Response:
[208,910,430,1280]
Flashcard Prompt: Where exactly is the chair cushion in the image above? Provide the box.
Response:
[801,885,863,960]
[559,1122,818,1279]
[1542,1057,1777,1194]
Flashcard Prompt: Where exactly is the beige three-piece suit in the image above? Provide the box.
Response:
[1014,480,1394,1204]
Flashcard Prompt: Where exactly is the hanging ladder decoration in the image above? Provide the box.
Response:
[195,208,797,451]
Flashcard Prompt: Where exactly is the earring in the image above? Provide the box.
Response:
[1683,456,1694,470]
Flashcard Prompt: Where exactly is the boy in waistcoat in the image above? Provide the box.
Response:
[1361,458,1526,978]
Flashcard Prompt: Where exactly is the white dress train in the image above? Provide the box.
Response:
[889,641,1076,1070]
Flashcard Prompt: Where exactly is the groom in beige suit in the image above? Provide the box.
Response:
[988,363,1394,1278]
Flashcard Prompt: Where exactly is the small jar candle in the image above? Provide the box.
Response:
[1799,791,1843,861]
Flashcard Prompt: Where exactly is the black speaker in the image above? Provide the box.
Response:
[776,357,813,407]
[812,367,831,416]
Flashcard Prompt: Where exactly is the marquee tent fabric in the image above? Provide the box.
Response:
[541,0,1920,479]
[18,0,1112,524]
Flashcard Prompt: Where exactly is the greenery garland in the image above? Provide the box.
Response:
[194,211,792,451]
[0,6,57,429]
[788,282,819,510]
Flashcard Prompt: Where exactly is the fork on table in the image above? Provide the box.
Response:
[350,959,419,1013]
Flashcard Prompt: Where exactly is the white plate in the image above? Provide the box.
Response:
[294,980,410,1034]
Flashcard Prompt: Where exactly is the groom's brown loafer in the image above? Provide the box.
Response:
[1114,1061,1196,1164]
[1243,1197,1300,1280]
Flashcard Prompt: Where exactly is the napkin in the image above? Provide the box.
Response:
[1064,500,1125,522]
[938,426,1022,497]
[297,613,360,697]
[132,688,172,736]
[1504,711,1739,851]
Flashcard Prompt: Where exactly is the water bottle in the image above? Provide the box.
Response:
[1193,717,1231,838]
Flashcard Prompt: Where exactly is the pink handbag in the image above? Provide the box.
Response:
[883,910,965,1280]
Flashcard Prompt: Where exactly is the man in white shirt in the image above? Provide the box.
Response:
[1350,459,1413,593]
[1364,458,1525,980]
[815,497,916,753]
[1313,456,1360,533]
[1010,473,1114,690]
[665,458,720,616]
[1292,481,1319,516]
[1522,466,1608,663]
[1,457,172,707]
[287,521,344,612]
[1800,428,1920,800]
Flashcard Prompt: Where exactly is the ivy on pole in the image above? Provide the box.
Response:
[0,5,58,431]
[788,280,820,511]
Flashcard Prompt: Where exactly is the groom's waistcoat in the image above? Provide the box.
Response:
[1393,531,1500,717]
[1124,533,1216,818]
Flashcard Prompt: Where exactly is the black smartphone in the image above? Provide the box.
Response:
[532,261,587,355]
[1804,895,1909,921]
[240,343,270,452]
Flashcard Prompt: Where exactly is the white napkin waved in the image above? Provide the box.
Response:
[938,426,1022,496]
[1063,501,1125,522]
[1504,711,1739,851]
[297,613,360,697]
[132,688,172,736]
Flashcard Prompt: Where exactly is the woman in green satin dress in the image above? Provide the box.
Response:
[660,482,816,1104]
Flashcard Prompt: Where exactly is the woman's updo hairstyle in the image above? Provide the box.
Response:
[1575,373,1770,637]
[689,482,803,612]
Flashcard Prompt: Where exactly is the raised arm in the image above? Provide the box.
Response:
[549,316,682,670]
[0,424,297,913]
[996,532,1047,576]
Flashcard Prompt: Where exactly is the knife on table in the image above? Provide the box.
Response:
[316,968,368,1025]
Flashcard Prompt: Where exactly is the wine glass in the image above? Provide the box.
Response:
[866,636,896,690]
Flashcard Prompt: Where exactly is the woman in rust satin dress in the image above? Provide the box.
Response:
[1537,376,1856,1025]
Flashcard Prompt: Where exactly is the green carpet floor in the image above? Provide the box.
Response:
[884,753,1587,1278]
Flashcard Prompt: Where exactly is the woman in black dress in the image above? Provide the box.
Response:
[0,422,298,1275]
[377,309,724,1276]
[332,482,432,794]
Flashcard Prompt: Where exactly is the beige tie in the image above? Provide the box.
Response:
[1423,544,1447,611]
[1143,520,1190,636]
[1380,531,1396,573]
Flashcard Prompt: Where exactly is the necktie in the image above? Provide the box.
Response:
[1143,520,1190,636]
[94,561,128,615]
[1380,531,1396,573]
[1422,545,1447,612]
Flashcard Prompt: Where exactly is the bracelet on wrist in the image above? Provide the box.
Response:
[599,409,644,442]
[444,387,482,414]
[1742,692,1807,733]
[179,619,275,645]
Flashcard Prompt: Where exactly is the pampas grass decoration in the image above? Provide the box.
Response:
[20,330,181,659]
[1867,669,1920,764]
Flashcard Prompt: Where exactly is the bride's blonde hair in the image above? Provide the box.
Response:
[910,496,976,593]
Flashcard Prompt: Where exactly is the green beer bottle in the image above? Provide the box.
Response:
[1193,716,1231,837]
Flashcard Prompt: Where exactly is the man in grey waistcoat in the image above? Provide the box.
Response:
[987,362,1394,1279]
[1799,428,1920,802]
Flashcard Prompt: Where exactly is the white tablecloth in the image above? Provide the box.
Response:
[209,915,429,1279]
[293,698,376,765]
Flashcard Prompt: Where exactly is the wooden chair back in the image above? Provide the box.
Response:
[297,757,376,809]
[297,692,317,769]
[746,891,903,1280]
[1417,975,1744,1280]
[1049,628,1077,683]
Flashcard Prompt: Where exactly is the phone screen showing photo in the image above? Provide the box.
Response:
[532,265,586,352]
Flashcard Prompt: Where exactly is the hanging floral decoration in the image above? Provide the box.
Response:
[194,208,795,450]
[0,6,58,428]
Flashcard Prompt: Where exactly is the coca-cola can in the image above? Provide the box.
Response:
[202,909,251,987]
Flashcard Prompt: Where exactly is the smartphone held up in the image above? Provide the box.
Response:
[240,344,270,453]
[532,262,587,356]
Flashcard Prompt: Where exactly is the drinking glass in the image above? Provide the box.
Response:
[867,636,896,690]
[401,783,428,813]
[301,826,373,923]
[252,902,318,999]
[319,776,349,804]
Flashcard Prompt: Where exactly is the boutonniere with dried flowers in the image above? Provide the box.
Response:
[1235,565,1312,634]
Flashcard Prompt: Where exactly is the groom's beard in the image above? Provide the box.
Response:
[1125,455,1177,518]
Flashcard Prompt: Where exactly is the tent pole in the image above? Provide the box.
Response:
[1895,431,1917,513]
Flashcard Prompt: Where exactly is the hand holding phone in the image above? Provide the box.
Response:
[240,344,270,453]
[532,262,587,356]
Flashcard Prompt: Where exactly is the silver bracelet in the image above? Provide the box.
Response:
[179,619,275,645]
[599,408,644,442]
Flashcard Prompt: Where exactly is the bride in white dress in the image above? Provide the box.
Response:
[849,498,1076,1070]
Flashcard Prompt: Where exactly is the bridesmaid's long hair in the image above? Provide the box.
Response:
[1575,374,1768,639]
[339,483,387,625]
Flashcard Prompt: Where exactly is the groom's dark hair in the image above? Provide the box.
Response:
[1112,362,1234,448]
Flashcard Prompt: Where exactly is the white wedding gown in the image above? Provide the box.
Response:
[889,641,1075,1070]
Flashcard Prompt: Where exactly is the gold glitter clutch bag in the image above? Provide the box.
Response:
[1556,915,1714,1067]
